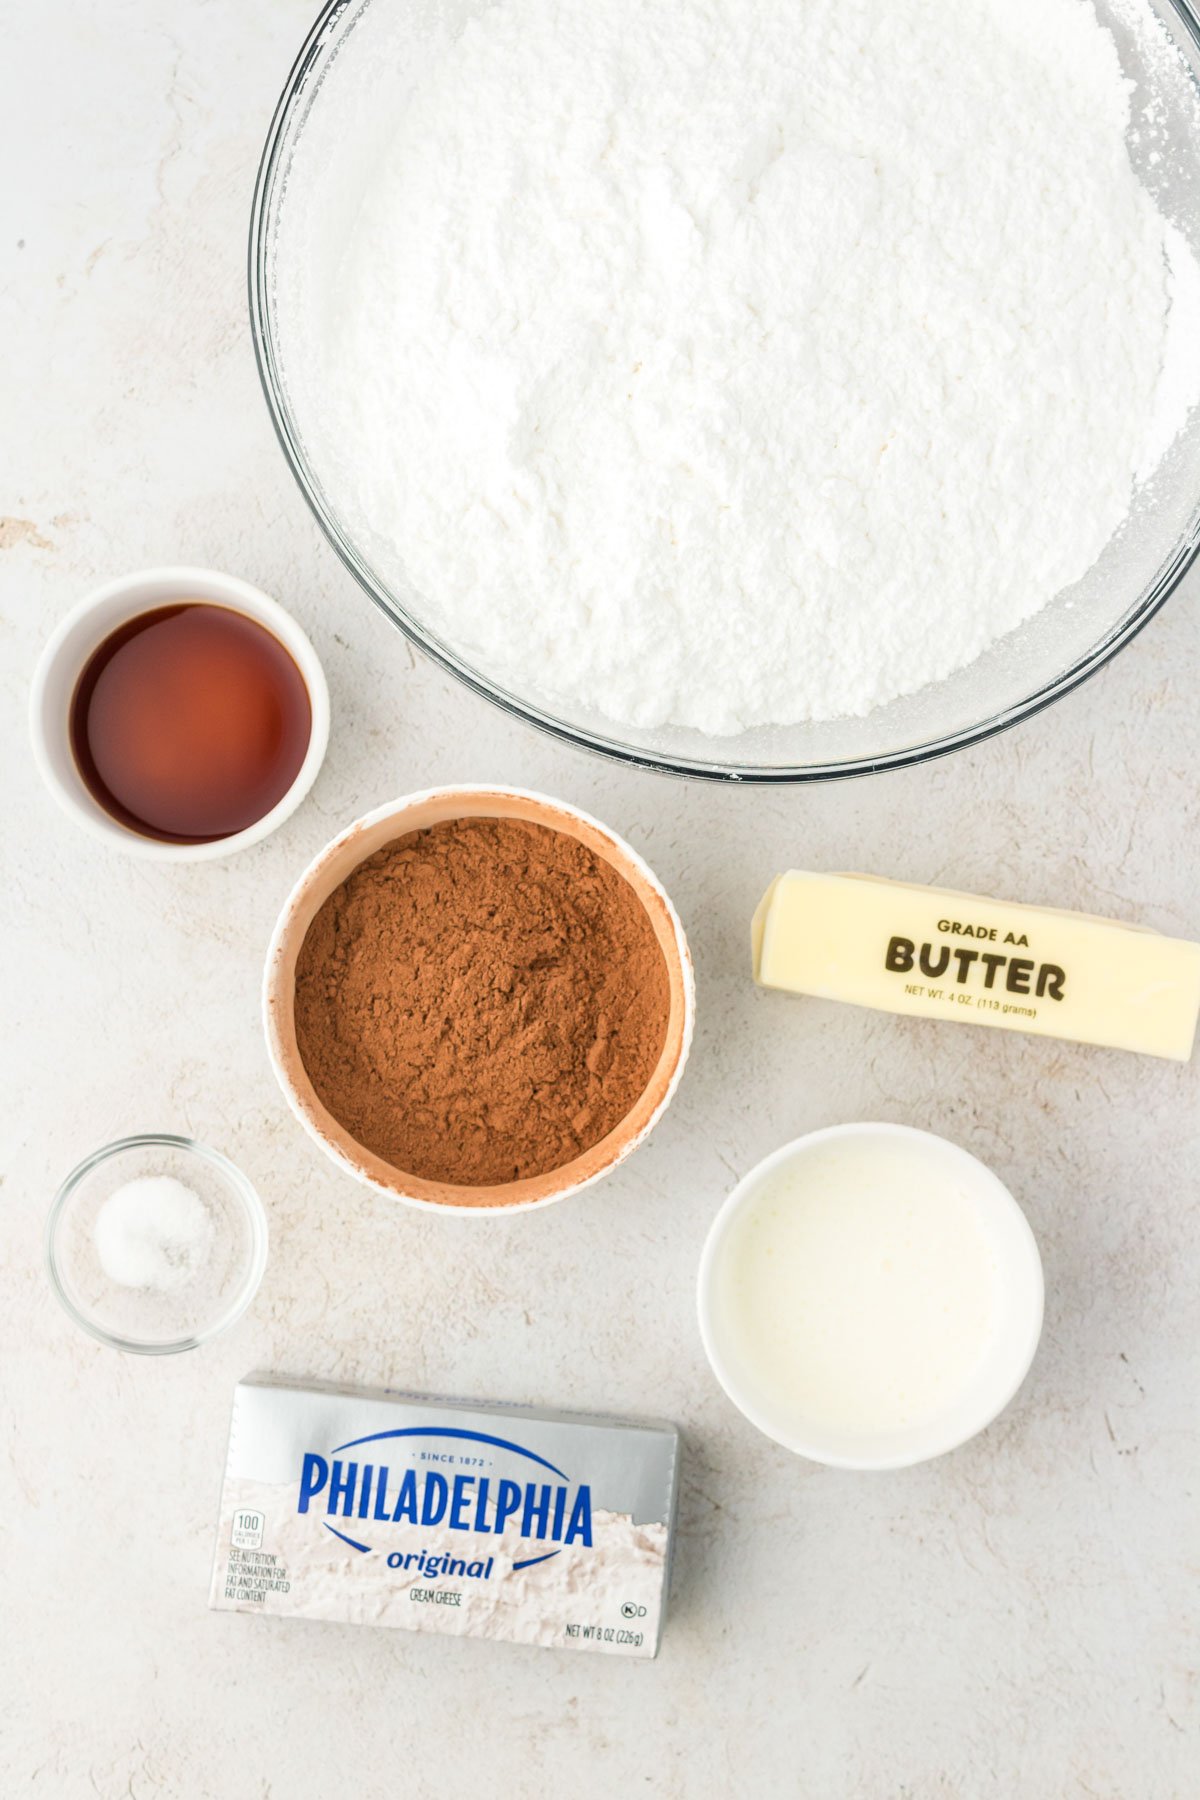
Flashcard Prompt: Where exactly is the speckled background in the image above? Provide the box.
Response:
[3,4,1198,1796]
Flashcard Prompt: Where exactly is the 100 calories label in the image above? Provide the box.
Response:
[209,1376,679,1658]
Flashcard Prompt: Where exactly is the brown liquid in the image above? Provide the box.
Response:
[70,603,312,844]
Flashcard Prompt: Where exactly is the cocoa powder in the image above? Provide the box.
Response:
[293,816,672,1186]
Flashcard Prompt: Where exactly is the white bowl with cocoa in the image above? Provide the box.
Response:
[263,786,694,1213]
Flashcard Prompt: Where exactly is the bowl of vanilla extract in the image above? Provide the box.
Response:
[31,566,329,860]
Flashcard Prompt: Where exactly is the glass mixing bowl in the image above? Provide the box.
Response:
[250,0,1200,782]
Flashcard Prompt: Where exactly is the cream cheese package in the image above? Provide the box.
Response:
[210,1376,679,1658]
[753,872,1200,1061]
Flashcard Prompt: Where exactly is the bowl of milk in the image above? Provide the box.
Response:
[697,1123,1043,1469]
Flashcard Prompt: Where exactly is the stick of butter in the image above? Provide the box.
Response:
[752,872,1200,1061]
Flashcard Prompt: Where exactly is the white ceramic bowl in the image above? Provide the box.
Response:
[30,566,330,861]
[263,786,695,1214]
[697,1123,1044,1469]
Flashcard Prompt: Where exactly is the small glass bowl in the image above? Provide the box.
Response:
[45,1134,268,1354]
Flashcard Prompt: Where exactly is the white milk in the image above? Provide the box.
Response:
[712,1135,1000,1436]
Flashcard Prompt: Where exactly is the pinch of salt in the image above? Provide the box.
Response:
[93,1175,215,1292]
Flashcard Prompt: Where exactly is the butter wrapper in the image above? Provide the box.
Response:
[753,871,1200,1061]
[210,1375,678,1658]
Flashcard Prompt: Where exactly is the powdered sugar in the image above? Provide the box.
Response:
[282,0,1200,734]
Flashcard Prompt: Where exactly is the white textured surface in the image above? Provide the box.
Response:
[2,4,1198,1796]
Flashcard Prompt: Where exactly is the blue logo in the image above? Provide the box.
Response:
[297,1426,593,1577]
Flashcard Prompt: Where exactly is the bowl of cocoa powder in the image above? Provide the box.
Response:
[263,787,694,1211]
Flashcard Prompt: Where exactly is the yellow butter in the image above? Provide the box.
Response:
[752,872,1200,1061]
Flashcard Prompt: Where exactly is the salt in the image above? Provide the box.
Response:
[93,1175,214,1292]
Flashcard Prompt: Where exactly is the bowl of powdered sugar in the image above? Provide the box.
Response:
[253,0,1200,780]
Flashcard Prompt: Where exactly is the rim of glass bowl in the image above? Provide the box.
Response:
[248,0,1200,785]
[45,1133,269,1355]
